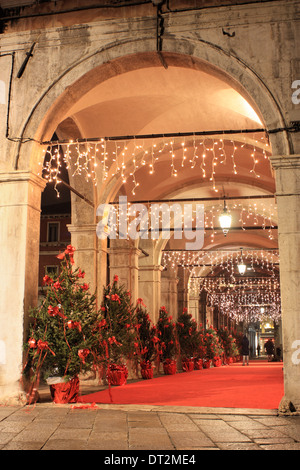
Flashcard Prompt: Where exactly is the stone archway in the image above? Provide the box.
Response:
[0,36,295,408]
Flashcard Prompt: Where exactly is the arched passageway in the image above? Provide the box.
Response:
[0,36,298,412]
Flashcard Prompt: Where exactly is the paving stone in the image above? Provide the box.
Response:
[42,439,88,450]
[168,430,216,448]
[216,442,262,450]
[0,403,299,451]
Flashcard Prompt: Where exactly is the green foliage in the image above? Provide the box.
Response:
[218,327,239,358]
[156,307,179,362]
[24,246,100,381]
[98,275,138,366]
[200,325,224,360]
[176,309,200,359]
[135,300,159,364]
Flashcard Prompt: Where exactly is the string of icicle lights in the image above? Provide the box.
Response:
[187,266,281,322]
[162,249,279,277]
[208,290,281,322]
[38,133,270,197]
[96,198,277,241]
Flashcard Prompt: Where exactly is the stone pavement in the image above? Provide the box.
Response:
[0,402,300,451]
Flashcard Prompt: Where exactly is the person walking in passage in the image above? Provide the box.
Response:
[264,339,275,362]
[242,334,250,366]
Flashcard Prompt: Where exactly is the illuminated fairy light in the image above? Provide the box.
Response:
[188,272,281,321]
[39,133,270,197]
[162,249,279,278]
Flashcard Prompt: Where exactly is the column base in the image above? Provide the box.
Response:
[0,383,27,406]
[278,396,300,415]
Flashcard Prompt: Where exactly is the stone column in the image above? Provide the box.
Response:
[109,239,140,304]
[138,240,163,323]
[270,154,300,413]
[67,223,98,295]
[188,292,199,322]
[161,268,178,320]
[0,171,45,403]
[177,267,189,319]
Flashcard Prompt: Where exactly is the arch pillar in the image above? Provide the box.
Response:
[161,264,178,319]
[138,239,163,323]
[270,154,300,413]
[0,171,45,403]
[67,223,100,298]
[177,266,189,320]
[109,239,140,304]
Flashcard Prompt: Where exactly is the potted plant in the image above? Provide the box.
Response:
[218,327,239,364]
[203,325,223,368]
[23,246,100,404]
[194,324,206,370]
[156,307,179,375]
[135,299,160,379]
[97,275,138,386]
[176,309,200,372]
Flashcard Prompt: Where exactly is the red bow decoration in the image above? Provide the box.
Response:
[108,336,122,346]
[78,348,90,364]
[57,245,75,265]
[37,339,56,356]
[28,338,37,349]
[67,320,82,333]
[48,305,66,319]
[137,298,146,307]
[111,294,121,304]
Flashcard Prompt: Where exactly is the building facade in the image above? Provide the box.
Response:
[0,0,299,412]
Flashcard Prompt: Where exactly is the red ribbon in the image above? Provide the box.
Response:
[37,339,56,356]
[67,320,82,332]
[78,348,90,364]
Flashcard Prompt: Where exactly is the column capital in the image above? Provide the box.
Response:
[0,170,46,190]
[67,223,97,234]
[270,154,300,170]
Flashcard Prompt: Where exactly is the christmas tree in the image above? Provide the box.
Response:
[23,246,100,400]
[156,307,179,365]
[135,298,160,367]
[218,327,239,361]
[97,275,138,370]
[203,325,224,363]
[176,308,200,361]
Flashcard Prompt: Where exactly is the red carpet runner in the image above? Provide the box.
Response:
[79,361,284,410]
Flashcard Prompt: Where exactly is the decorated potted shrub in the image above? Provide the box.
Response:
[97,275,138,386]
[176,309,200,372]
[135,299,160,379]
[218,327,239,364]
[203,325,224,368]
[23,246,100,404]
[194,324,206,370]
[156,307,179,375]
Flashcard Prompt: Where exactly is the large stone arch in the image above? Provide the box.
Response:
[14,36,290,175]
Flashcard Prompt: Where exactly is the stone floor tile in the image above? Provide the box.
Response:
[42,439,88,450]
[49,427,91,441]
[168,430,216,448]
[2,440,45,450]
[242,428,289,439]
[216,442,262,450]
[0,432,18,446]
[259,443,300,450]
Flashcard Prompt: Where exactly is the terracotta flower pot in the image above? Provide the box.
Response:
[213,357,222,367]
[182,358,194,372]
[107,364,128,386]
[140,361,154,380]
[48,376,79,404]
[163,359,177,375]
[194,358,203,370]
[203,359,211,369]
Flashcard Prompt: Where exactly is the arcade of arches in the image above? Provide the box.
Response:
[0,0,299,413]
